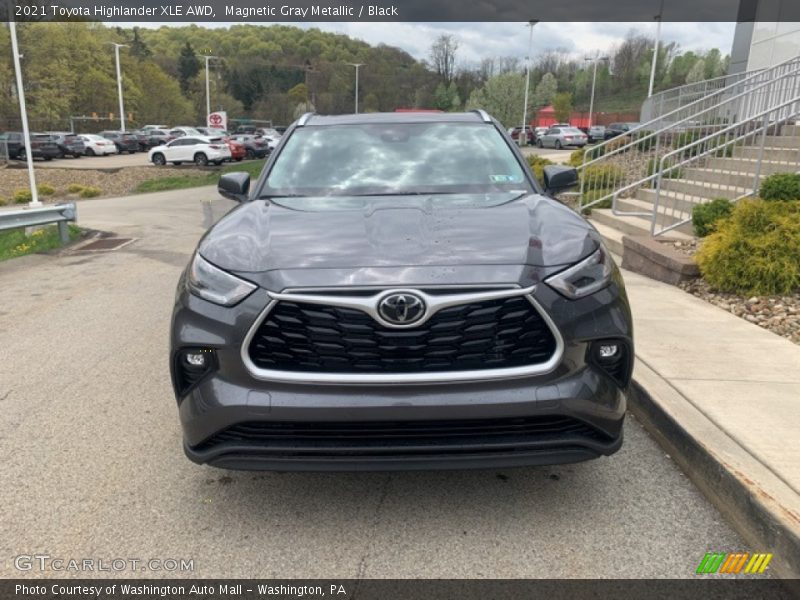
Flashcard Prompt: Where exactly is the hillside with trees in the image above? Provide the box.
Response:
[0,22,730,131]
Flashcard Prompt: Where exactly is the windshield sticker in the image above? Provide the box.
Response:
[490,174,522,183]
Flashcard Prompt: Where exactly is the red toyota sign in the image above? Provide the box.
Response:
[207,111,227,130]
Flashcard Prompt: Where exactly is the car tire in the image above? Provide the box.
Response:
[194,153,209,166]
[58,150,66,159]
[536,139,543,148]
[245,149,255,160]
[555,140,562,150]
[152,153,166,166]
[17,149,26,161]
[85,148,95,156]
[235,157,243,162]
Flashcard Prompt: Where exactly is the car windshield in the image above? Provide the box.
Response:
[263,122,531,197]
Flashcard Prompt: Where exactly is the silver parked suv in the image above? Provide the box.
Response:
[170,111,633,471]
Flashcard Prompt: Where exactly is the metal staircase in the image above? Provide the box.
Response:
[578,55,800,256]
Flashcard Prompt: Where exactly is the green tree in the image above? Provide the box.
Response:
[466,72,525,128]
[532,72,557,109]
[552,92,573,122]
[177,42,200,94]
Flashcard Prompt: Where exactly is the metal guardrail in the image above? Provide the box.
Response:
[0,203,78,244]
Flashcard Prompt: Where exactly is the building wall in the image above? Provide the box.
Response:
[730,0,800,72]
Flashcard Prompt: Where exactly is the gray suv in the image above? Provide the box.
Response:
[170,111,633,471]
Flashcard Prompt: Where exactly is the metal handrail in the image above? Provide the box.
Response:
[640,67,766,122]
[650,94,800,235]
[577,53,800,220]
[0,202,77,244]
[581,55,800,174]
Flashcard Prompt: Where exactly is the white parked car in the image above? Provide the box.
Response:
[78,134,118,156]
[168,127,202,138]
[148,136,231,166]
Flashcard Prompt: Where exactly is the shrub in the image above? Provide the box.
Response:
[604,135,632,154]
[696,199,800,295]
[634,131,656,152]
[0,196,7,207]
[585,144,606,161]
[67,183,86,194]
[568,148,586,167]
[78,186,101,198]
[759,172,800,202]
[580,164,625,189]
[13,189,32,204]
[527,155,554,182]
[692,198,734,237]
[579,188,613,214]
[37,184,55,196]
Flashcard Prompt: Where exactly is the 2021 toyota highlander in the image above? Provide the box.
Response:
[170,110,633,471]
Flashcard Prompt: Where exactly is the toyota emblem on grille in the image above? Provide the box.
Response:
[378,293,425,325]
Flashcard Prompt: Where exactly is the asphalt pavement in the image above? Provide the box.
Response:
[0,188,746,578]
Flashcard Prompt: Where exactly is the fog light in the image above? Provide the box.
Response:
[185,352,207,367]
[598,344,619,359]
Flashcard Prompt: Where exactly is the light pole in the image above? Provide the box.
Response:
[9,21,40,206]
[203,55,219,120]
[346,63,364,114]
[648,0,665,97]
[109,43,128,131]
[585,54,609,127]
[521,20,539,146]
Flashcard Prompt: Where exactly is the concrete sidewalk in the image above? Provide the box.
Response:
[623,269,800,578]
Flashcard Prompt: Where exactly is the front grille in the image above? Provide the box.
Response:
[195,416,610,453]
[247,295,557,374]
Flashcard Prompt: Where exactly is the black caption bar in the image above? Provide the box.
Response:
[2,0,799,22]
[4,579,799,600]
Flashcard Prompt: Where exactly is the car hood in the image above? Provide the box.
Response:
[198,193,599,278]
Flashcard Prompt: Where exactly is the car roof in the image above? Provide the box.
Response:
[300,111,489,126]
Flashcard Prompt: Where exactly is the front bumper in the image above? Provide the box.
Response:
[180,367,625,471]
[171,270,633,472]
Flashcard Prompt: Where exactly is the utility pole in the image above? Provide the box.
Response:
[520,20,539,146]
[109,43,129,131]
[9,21,40,207]
[648,0,665,97]
[585,54,609,127]
[203,55,219,120]
[346,63,365,114]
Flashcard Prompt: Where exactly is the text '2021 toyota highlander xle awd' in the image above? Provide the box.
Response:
[170,110,633,471]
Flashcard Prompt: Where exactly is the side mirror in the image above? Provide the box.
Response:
[543,165,579,194]
[218,172,251,203]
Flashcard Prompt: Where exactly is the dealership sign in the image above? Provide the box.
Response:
[208,111,227,130]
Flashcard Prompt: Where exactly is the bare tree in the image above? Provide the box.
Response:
[430,34,459,84]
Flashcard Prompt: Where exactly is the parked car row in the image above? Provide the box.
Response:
[505,121,641,148]
[1,123,285,165]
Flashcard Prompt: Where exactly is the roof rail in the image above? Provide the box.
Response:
[470,109,491,123]
[297,113,314,127]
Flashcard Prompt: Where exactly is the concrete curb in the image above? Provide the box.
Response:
[629,360,800,582]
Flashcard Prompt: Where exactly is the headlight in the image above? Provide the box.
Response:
[545,246,613,299]
[186,253,257,306]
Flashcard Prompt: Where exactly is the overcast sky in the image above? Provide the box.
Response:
[132,21,737,65]
[299,22,738,64]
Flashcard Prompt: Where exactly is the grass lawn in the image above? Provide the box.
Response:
[134,160,267,194]
[0,224,82,262]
